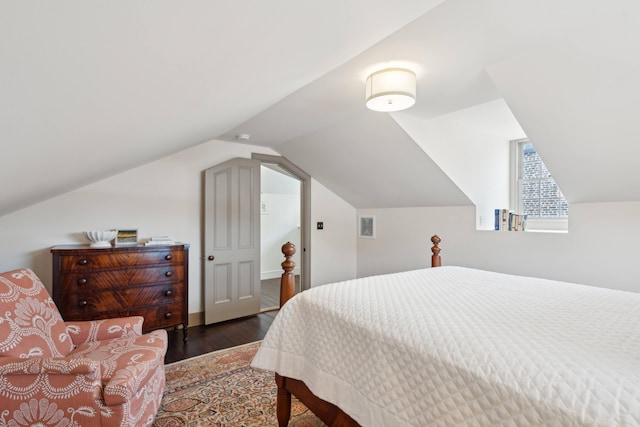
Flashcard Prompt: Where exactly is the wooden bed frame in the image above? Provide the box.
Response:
[275,235,443,427]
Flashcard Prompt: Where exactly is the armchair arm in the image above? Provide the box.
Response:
[0,355,100,376]
[65,316,144,345]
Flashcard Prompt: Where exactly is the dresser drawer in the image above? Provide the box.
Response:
[131,303,185,331]
[58,266,183,291]
[57,249,184,271]
[59,282,185,317]
[62,303,185,333]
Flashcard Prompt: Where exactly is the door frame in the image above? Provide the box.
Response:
[252,153,311,292]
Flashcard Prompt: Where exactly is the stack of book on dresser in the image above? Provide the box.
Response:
[144,236,177,246]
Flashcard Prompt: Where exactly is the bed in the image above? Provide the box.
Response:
[251,236,640,426]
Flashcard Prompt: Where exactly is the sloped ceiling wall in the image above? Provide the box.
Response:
[2,0,639,216]
[486,41,640,203]
[276,113,470,208]
[0,0,443,216]
[225,0,640,210]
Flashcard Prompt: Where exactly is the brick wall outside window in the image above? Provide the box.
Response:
[519,143,568,218]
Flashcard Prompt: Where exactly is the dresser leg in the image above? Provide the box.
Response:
[183,326,189,342]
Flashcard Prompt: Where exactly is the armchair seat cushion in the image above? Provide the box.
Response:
[70,329,168,406]
[0,269,73,358]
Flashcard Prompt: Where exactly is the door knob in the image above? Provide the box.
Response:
[208,255,215,261]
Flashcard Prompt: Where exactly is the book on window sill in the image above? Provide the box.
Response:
[501,209,508,231]
[495,209,509,231]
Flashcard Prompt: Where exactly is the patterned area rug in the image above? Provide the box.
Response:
[153,341,325,426]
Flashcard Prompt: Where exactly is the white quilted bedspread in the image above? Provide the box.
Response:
[251,266,640,426]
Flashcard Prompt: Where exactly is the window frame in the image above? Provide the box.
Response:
[510,139,568,232]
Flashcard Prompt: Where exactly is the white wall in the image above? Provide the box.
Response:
[260,166,302,279]
[12,132,635,322]
[393,100,525,229]
[260,192,301,279]
[357,202,640,292]
[310,179,357,286]
[0,140,275,313]
[0,139,358,316]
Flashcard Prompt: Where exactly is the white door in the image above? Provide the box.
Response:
[204,158,261,324]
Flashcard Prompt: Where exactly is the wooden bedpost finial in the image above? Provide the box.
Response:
[282,241,296,261]
[280,242,297,307]
[431,235,442,268]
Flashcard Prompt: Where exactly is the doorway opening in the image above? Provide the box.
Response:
[253,154,310,312]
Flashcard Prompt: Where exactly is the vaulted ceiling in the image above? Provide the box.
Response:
[2,0,639,216]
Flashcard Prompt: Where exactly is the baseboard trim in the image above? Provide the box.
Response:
[189,312,204,327]
[261,268,301,280]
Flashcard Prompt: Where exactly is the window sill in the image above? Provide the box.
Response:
[523,218,568,233]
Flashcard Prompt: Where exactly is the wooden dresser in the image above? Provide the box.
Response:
[51,243,189,341]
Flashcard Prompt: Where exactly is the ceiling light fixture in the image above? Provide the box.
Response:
[365,68,416,112]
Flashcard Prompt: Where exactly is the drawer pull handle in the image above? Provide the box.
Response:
[165,254,173,260]
[165,290,173,297]
[78,300,88,308]
[78,259,89,266]
[165,271,173,277]
[77,278,88,286]
[164,312,172,319]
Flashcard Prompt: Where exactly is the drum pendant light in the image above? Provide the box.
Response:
[365,68,416,112]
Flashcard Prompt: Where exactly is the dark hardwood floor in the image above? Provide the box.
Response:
[165,310,278,364]
[261,275,300,311]
[261,278,280,311]
[164,276,301,364]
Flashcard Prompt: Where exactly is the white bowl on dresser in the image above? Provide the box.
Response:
[82,230,117,248]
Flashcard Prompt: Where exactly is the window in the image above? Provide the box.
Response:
[511,139,568,232]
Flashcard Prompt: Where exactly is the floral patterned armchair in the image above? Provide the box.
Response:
[0,268,168,427]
